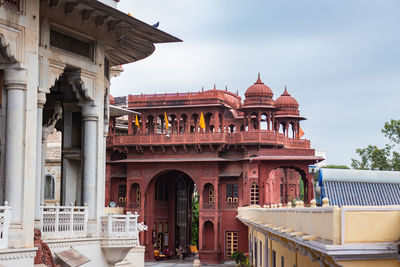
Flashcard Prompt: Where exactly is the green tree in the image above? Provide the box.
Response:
[351,119,400,171]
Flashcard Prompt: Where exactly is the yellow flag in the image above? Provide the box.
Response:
[199,112,206,130]
[164,112,169,130]
[135,114,140,128]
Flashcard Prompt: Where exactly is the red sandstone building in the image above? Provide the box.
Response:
[105,74,321,263]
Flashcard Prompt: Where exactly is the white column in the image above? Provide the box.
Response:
[4,68,26,224]
[82,103,98,220]
[35,92,46,222]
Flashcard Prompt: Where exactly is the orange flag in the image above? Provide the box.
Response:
[199,112,206,130]
[135,114,140,128]
[164,112,169,130]
[298,127,305,138]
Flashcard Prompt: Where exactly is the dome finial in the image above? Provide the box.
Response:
[256,72,262,84]
[282,86,290,96]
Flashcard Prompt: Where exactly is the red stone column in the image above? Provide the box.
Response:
[141,113,146,134]
[128,115,133,135]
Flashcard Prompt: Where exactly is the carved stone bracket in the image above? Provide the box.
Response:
[0,33,17,64]
[65,69,96,103]
[43,101,63,141]
[39,58,66,93]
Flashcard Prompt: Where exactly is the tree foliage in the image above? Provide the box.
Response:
[322,165,350,169]
[351,119,400,171]
[191,197,199,246]
[382,119,400,144]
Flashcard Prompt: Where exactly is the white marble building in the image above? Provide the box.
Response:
[0,0,180,266]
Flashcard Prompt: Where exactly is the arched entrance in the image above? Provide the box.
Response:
[267,166,309,204]
[144,170,198,259]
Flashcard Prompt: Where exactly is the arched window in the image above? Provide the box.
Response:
[203,183,215,209]
[260,113,268,130]
[208,184,215,203]
[250,183,259,205]
[44,174,55,200]
[130,183,141,208]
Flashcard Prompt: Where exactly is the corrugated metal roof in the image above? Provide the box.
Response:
[320,168,400,184]
[324,181,400,207]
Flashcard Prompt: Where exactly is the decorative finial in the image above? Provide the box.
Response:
[202,86,204,92]
[282,86,290,96]
[256,72,262,83]
[236,89,239,95]
[214,84,216,90]
[225,85,228,91]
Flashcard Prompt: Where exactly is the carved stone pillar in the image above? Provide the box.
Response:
[81,103,98,221]
[4,68,26,225]
[35,92,46,223]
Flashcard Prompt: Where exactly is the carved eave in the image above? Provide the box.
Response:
[41,0,181,65]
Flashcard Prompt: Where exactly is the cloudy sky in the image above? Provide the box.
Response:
[111,1,400,166]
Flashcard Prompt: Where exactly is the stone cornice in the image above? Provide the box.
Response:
[0,247,37,261]
[238,216,398,266]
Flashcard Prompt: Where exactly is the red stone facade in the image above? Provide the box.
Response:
[106,75,320,263]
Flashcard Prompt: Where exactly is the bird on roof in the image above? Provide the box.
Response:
[153,22,160,28]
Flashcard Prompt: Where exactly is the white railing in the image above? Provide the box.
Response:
[0,202,11,249]
[101,212,147,245]
[40,204,88,239]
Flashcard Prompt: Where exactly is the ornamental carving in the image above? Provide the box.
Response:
[34,229,60,267]
[0,31,19,63]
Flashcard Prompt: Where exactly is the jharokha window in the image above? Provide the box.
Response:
[225,231,238,258]
[226,184,238,203]
[250,183,259,205]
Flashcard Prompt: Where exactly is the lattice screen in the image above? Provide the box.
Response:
[50,29,93,59]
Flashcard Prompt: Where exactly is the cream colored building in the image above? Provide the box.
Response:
[237,201,400,267]
[0,0,179,266]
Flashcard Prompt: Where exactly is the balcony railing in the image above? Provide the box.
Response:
[40,204,88,239]
[0,202,11,249]
[109,130,310,149]
[101,212,147,244]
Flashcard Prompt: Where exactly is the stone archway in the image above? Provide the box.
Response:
[266,166,310,204]
[143,169,198,260]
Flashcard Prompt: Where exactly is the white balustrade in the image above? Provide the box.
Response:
[40,204,88,239]
[101,212,147,245]
[0,202,11,249]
